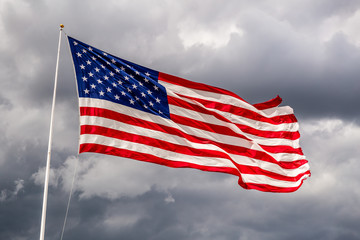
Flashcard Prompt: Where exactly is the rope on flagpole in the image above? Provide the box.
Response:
[59,154,79,240]
[39,24,64,240]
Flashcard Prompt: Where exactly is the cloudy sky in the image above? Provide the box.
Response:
[1,0,360,239]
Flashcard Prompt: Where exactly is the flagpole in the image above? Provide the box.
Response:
[39,24,64,240]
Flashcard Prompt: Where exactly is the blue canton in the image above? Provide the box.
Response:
[68,36,170,119]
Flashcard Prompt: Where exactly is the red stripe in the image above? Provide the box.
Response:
[253,95,282,110]
[175,94,297,124]
[168,95,300,140]
[260,145,304,155]
[159,72,248,103]
[80,107,308,169]
[81,125,310,182]
[79,143,240,176]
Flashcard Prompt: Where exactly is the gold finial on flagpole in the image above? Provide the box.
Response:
[60,24,64,29]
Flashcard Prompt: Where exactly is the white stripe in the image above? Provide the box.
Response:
[161,81,295,118]
[79,98,305,162]
[262,106,295,116]
[80,115,310,177]
[241,173,310,188]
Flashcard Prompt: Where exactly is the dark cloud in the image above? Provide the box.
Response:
[0,0,360,239]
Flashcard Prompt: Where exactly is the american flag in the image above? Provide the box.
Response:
[68,36,310,193]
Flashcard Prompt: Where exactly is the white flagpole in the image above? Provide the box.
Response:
[39,24,64,240]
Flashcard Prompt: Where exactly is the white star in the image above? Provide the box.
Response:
[94,67,100,72]
[129,99,135,105]
[121,91,126,96]
[127,87,132,92]
[118,80,123,85]
[103,52,107,56]
[155,97,161,103]
[145,72,150,76]
[84,89,90,94]
[115,95,120,100]
[97,79,103,84]
[115,68,120,73]
[104,76,109,80]
[86,60,91,65]
[159,110,163,114]
[139,82,143,86]
[147,90,152,95]
[80,65,85,69]
[143,104,148,109]
[106,61,111,65]
[149,101,154,107]
[88,72,94,77]
[141,92,146,97]
[82,49,87,53]
[88,47,93,51]
[124,76,129,81]
[101,64,105,69]
[111,59,116,64]
[106,87,112,92]
[76,52,82,57]
[99,91,105,96]
[90,84,96,89]
[112,82,117,87]
[82,76,88,82]
[130,74,134,79]
[109,72,114,77]
[120,66,125,71]
[153,85,159,91]
[91,56,97,61]
[73,41,78,45]
[132,84,137,89]
[135,70,140,75]
[144,78,149,83]
[135,96,140,101]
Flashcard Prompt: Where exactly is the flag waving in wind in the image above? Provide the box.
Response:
[68,35,310,193]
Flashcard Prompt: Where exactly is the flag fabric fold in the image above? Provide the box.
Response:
[67,35,310,193]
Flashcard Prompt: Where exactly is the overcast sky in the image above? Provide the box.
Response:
[1,0,360,239]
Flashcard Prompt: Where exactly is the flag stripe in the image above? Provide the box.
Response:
[253,95,282,110]
[80,143,239,175]
[79,135,309,184]
[79,117,310,177]
[166,90,299,133]
[79,101,307,168]
[80,134,237,168]
[169,113,302,154]
[168,95,301,140]
[159,72,245,102]
[79,143,309,192]
[174,94,298,124]
[79,98,305,162]
[161,80,295,117]
[81,125,233,159]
